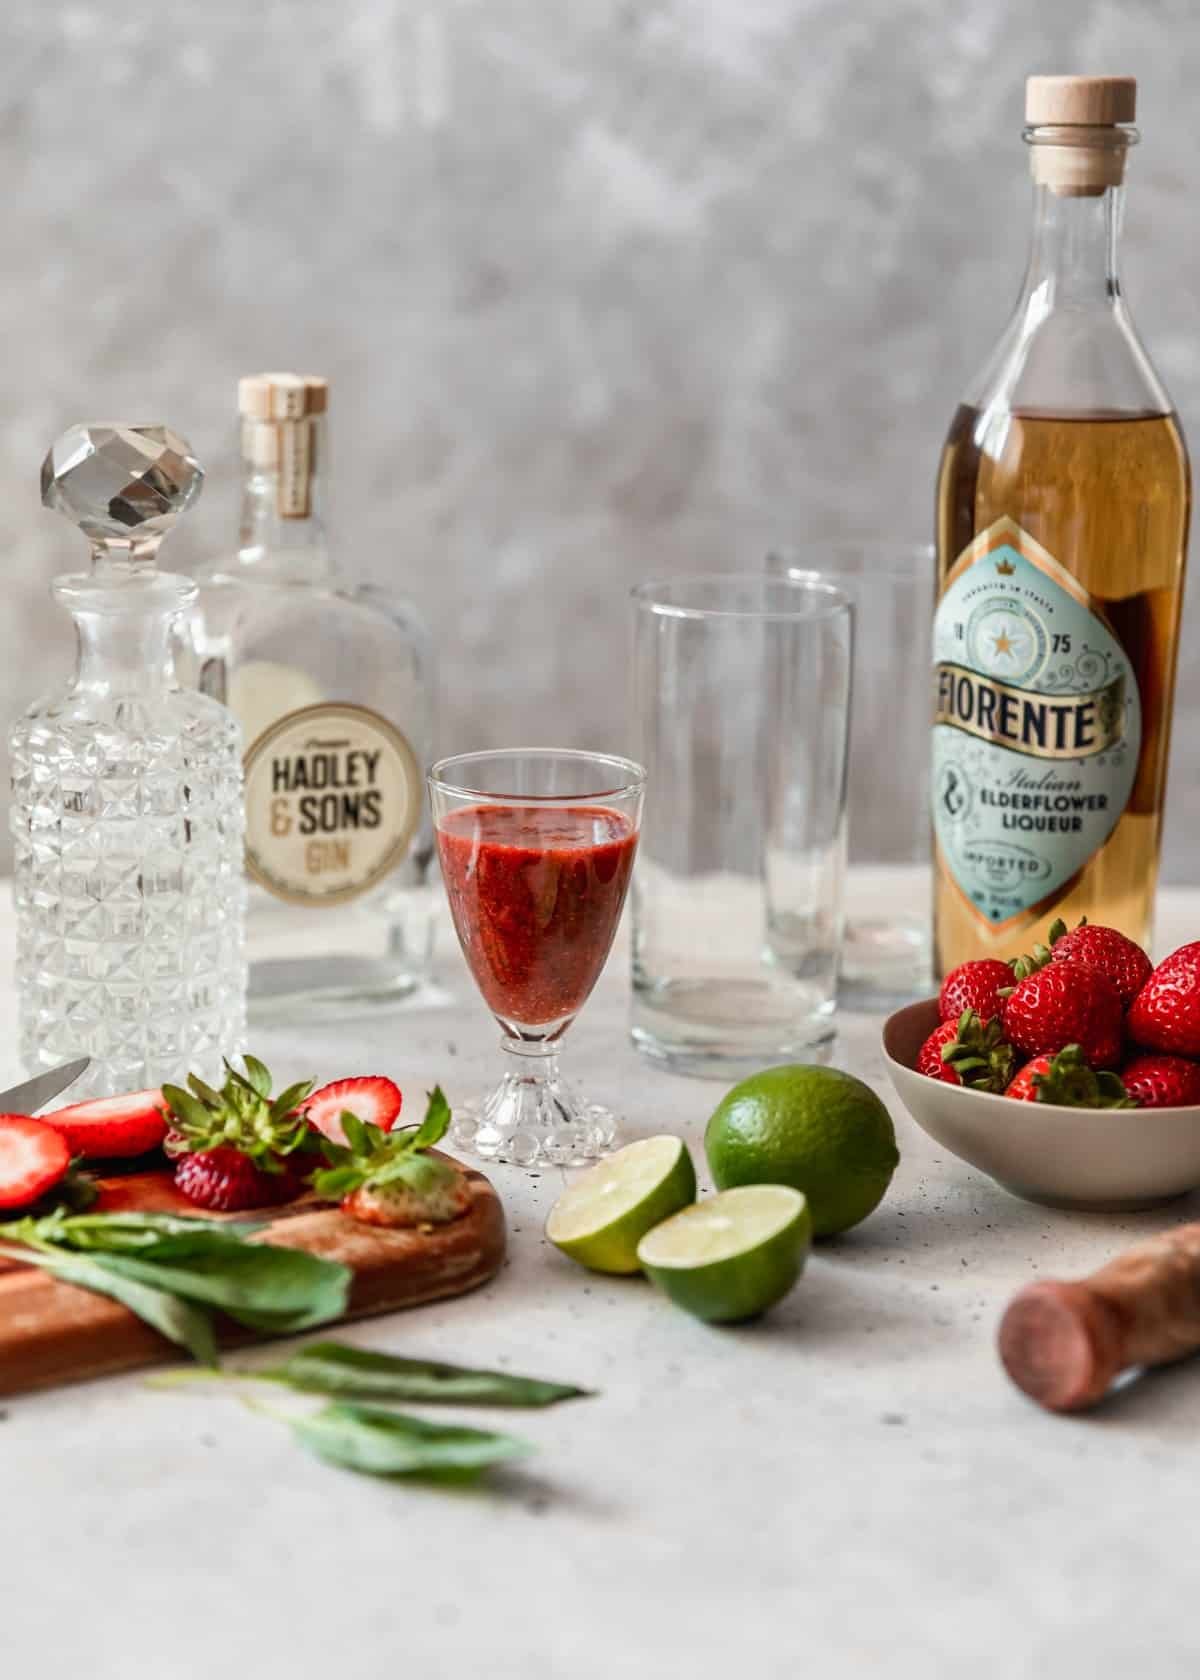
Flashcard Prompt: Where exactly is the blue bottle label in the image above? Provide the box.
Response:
[932,518,1140,931]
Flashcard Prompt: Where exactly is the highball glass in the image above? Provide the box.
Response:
[630,574,852,1078]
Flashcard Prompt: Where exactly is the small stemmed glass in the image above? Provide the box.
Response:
[429,749,645,1168]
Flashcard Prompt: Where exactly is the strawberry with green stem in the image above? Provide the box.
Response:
[164,1056,319,1213]
[916,1009,1018,1093]
[312,1087,470,1228]
[1004,1045,1136,1107]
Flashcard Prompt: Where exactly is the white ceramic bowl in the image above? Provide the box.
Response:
[882,998,1200,1211]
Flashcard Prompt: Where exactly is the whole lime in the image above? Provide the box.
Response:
[704,1064,899,1237]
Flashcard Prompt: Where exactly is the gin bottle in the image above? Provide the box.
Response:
[192,374,435,1017]
[11,426,247,1094]
[934,76,1189,972]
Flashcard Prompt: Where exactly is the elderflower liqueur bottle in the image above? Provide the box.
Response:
[933,76,1189,973]
[193,374,435,1017]
[11,426,246,1094]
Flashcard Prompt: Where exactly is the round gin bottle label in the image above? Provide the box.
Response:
[932,518,1141,932]
[243,702,421,906]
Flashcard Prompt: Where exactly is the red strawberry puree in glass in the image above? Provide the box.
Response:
[436,804,638,1030]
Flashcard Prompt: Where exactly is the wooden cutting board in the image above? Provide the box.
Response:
[0,1154,506,1397]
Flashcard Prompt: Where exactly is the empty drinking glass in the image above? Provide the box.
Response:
[768,543,935,1006]
[630,574,853,1078]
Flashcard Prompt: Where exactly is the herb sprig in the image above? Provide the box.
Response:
[0,1210,351,1362]
[151,1338,592,1480]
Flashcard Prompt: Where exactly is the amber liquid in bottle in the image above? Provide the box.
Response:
[932,78,1190,974]
[935,406,1189,970]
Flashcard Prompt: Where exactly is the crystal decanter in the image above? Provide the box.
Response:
[191,374,435,1019]
[11,425,247,1095]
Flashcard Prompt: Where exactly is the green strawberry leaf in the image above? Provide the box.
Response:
[162,1084,214,1133]
[271,1080,315,1121]
[241,1054,274,1099]
[409,1086,452,1151]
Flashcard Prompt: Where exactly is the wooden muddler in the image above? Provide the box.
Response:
[998,1223,1200,1412]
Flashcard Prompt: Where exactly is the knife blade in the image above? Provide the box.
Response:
[0,1057,91,1115]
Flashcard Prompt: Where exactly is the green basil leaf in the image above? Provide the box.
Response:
[263,1341,591,1407]
[93,1244,352,1334]
[0,1244,217,1365]
[40,1211,265,1255]
[290,1402,531,1478]
[409,1086,451,1151]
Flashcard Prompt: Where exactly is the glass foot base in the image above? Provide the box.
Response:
[449,1068,620,1169]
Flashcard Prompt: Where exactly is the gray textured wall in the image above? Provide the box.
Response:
[2,0,1198,876]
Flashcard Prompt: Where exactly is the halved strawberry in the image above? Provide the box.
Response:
[304,1076,402,1145]
[0,1115,71,1210]
[173,1146,309,1213]
[38,1089,167,1159]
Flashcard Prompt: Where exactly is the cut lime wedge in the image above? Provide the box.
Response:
[546,1136,697,1274]
[636,1184,811,1322]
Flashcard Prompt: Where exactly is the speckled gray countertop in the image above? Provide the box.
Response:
[3,878,1199,1678]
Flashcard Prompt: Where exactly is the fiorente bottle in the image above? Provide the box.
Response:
[933,76,1189,974]
[192,374,435,1017]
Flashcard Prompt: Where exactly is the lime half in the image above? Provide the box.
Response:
[546,1135,697,1274]
[637,1184,811,1322]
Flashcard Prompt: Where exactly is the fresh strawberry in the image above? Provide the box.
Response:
[303,1076,402,1146]
[1050,919,1152,1008]
[916,1009,1017,1092]
[1128,943,1200,1056]
[917,1020,962,1084]
[938,959,1014,1024]
[0,1115,71,1210]
[343,1173,471,1229]
[38,1088,167,1159]
[173,1146,309,1213]
[1004,1045,1134,1107]
[1002,963,1123,1069]
[312,1086,466,1228]
[163,1055,318,1211]
[1121,1053,1200,1109]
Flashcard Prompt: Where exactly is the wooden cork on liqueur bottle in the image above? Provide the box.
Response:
[1025,74,1138,195]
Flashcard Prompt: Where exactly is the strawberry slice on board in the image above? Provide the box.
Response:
[0,1115,71,1210]
[304,1076,403,1145]
[37,1089,167,1160]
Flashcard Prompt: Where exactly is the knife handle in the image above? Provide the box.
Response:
[998,1222,1200,1411]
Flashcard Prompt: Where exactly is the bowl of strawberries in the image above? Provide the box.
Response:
[882,919,1200,1210]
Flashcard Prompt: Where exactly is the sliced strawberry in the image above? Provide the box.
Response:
[174,1146,308,1213]
[39,1088,167,1159]
[304,1076,402,1145]
[0,1115,71,1210]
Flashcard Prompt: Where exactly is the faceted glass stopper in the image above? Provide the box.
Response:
[41,424,204,545]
